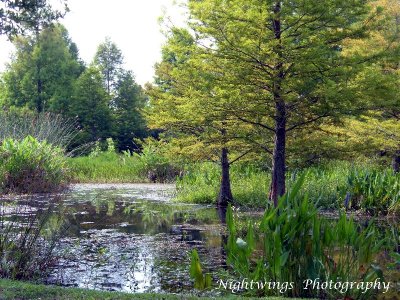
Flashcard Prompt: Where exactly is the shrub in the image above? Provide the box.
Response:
[0,136,68,194]
[130,138,181,182]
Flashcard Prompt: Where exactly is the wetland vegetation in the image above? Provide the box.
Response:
[0,0,399,299]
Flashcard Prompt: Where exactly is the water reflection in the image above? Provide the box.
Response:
[3,184,226,293]
[2,185,397,295]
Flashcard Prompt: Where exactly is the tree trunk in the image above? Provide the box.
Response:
[392,150,400,173]
[269,101,286,207]
[217,147,233,207]
[269,1,286,207]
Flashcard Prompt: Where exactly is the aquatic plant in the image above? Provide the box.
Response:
[190,249,212,290]
[0,198,68,280]
[0,136,68,194]
[340,169,400,215]
[223,174,388,299]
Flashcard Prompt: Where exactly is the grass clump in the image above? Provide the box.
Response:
[68,138,180,183]
[0,111,77,149]
[0,200,67,281]
[176,163,270,207]
[0,136,68,194]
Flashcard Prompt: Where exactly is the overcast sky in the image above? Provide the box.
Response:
[0,0,187,85]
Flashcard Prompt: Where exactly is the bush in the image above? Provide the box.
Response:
[130,138,180,182]
[0,136,68,194]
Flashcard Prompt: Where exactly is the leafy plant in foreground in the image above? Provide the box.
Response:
[189,249,212,290]
[224,174,388,299]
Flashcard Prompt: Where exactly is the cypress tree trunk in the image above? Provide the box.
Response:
[269,101,286,207]
[392,150,400,173]
[269,1,286,207]
[217,147,233,207]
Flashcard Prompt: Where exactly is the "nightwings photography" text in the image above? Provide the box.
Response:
[218,278,391,294]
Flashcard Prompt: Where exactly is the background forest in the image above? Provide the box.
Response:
[0,25,147,152]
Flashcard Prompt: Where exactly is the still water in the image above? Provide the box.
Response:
[3,184,397,296]
[4,184,229,293]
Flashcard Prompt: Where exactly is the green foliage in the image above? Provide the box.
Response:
[70,66,112,145]
[0,136,68,193]
[175,162,269,207]
[94,37,123,95]
[68,152,142,183]
[189,249,212,290]
[130,138,180,182]
[224,177,387,299]
[106,138,115,153]
[113,71,147,152]
[68,139,179,183]
[0,29,148,152]
[176,160,400,215]
[0,0,68,38]
[341,169,400,215]
[1,24,83,113]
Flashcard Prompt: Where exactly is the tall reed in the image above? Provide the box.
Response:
[0,111,77,149]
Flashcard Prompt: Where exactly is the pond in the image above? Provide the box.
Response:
[1,184,398,297]
[1,184,233,294]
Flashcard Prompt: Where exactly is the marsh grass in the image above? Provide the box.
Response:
[67,152,143,183]
[0,197,69,281]
[68,149,180,183]
[0,136,68,194]
[0,111,77,149]
[175,163,269,207]
[175,161,399,215]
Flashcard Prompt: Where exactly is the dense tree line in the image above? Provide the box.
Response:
[0,23,147,152]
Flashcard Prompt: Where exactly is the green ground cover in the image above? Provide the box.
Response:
[0,279,301,300]
[67,155,400,215]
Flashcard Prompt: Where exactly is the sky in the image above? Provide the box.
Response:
[0,0,187,86]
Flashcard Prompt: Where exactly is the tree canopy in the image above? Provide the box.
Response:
[0,0,68,38]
